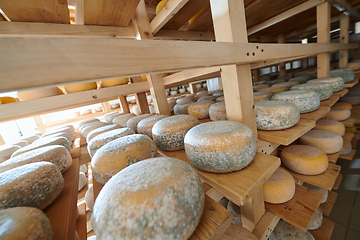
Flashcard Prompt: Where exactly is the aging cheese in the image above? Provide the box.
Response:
[8,140,29,148]
[330,68,354,83]
[104,112,125,124]
[0,145,21,163]
[0,162,64,210]
[216,96,225,102]
[17,87,63,101]
[209,101,227,121]
[91,134,157,184]
[185,121,256,173]
[314,119,345,136]
[254,101,300,130]
[137,115,169,138]
[212,91,224,97]
[176,96,194,104]
[174,102,192,115]
[0,97,18,104]
[197,96,217,102]
[152,115,199,151]
[341,143,352,155]
[269,220,315,240]
[81,122,108,138]
[188,101,214,119]
[112,113,136,126]
[271,90,320,113]
[92,157,204,240]
[308,77,344,92]
[253,92,273,102]
[85,185,94,211]
[87,127,135,157]
[42,126,74,142]
[258,86,288,93]
[308,207,323,230]
[64,82,97,93]
[0,207,52,240]
[299,129,343,154]
[20,135,40,144]
[253,84,270,91]
[272,81,299,89]
[333,102,352,110]
[280,145,329,175]
[303,182,328,204]
[219,224,259,240]
[327,107,351,121]
[126,114,153,132]
[86,124,121,142]
[290,82,333,101]
[194,91,209,101]
[288,76,309,84]
[78,172,87,191]
[79,118,100,128]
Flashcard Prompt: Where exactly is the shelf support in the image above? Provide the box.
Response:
[317,2,331,78]
[278,34,286,77]
[189,83,197,94]
[130,76,150,114]
[118,96,130,113]
[339,13,349,68]
[240,187,266,231]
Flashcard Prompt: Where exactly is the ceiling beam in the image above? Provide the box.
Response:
[330,0,360,21]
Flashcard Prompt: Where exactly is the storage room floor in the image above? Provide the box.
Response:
[329,139,360,240]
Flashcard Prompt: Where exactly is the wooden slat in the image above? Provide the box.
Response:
[154,29,215,41]
[344,76,359,88]
[339,14,349,69]
[0,0,70,23]
[300,105,331,121]
[339,149,357,160]
[159,150,280,206]
[317,1,331,78]
[257,119,315,146]
[76,203,87,240]
[320,191,338,216]
[332,0,360,21]
[340,117,356,127]
[83,0,140,27]
[333,88,349,97]
[309,217,334,240]
[265,184,323,232]
[343,132,354,148]
[332,173,342,190]
[320,95,340,107]
[252,211,280,240]
[327,152,341,164]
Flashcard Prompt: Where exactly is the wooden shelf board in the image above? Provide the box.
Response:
[159,150,280,206]
[283,164,341,191]
[80,146,91,165]
[300,106,331,121]
[76,203,87,240]
[343,132,355,148]
[257,119,315,146]
[320,191,338,217]
[332,173,342,191]
[320,95,340,107]
[341,117,356,128]
[78,184,88,201]
[344,77,359,88]
[333,88,349,98]
[339,149,357,161]
[309,217,334,240]
[328,152,341,164]
[265,184,323,232]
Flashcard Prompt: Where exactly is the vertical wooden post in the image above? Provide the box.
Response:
[278,34,286,77]
[339,14,349,68]
[316,2,331,78]
[101,102,111,113]
[240,188,266,231]
[130,76,150,114]
[253,69,260,83]
[189,83,197,94]
[133,0,170,115]
[118,96,130,113]
[75,0,84,25]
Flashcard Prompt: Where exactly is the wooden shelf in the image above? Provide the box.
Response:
[320,191,338,217]
[76,203,87,240]
[265,184,323,232]
[159,150,280,206]
[300,106,331,121]
[257,119,315,146]
[333,88,349,98]
[343,132,355,148]
[309,217,334,240]
[341,117,356,127]
[344,76,359,88]
[332,173,342,191]
[327,152,341,164]
[282,164,341,191]
[339,149,357,161]
[320,95,340,107]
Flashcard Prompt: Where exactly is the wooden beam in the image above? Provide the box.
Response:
[251,55,314,69]
[247,0,325,35]
[339,14,349,68]
[332,0,360,21]
[131,76,150,114]
[118,96,130,113]
[317,2,331,78]
[74,0,84,25]
[278,34,286,77]
[149,0,190,35]
[154,29,215,41]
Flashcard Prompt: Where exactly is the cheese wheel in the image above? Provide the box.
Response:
[288,76,309,84]
[78,172,87,191]
[194,91,209,101]
[104,112,125,124]
[254,101,300,130]
[258,86,288,93]
[174,102,192,115]
[333,102,352,110]
[253,84,270,91]
[303,182,328,204]
[327,107,351,121]
[81,122,108,138]
[330,68,354,83]
[209,101,227,121]
[100,78,128,87]
[126,114,153,132]
[87,127,135,157]
[291,81,334,101]
[91,134,157,184]
[272,81,299,88]
[212,91,224,97]
[308,77,344,92]
[197,96,217,102]
[268,78,290,85]
[0,145,72,174]
[314,119,345,136]
[227,201,242,226]
[263,168,295,204]
[219,224,259,240]
[308,207,323,230]
[156,0,169,14]
[254,92,272,101]
[299,129,343,154]
[0,96,18,104]
[0,207,52,240]
[64,82,97,93]
[216,96,225,102]
[153,115,199,151]
[86,124,121,142]
[185,121,256,173]
[137,115,169,138]
[20,135,40,144]
[0,162,64,210]
[79,118,100,128]
[176,96,194,104]
[188,101,214,119]
[8,140,29,148]
[80,164,87,174]
[269,220,315,240]
[218,197,229,208]
[42,127,74,142]
[85,185,94,211]
[17,87,63,101]
[271,90,320,113]
[281,145,329,175]
[112,113,136,126]
[341,143,352,155]
[0,145,21,163]
[40,132,70,143]
[168,98,176,112]
[92,157,204,240]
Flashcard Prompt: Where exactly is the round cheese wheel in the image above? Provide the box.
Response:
[290,82,334,101]
[216,96,225,102]
[156,0,169,14]
[80,122,108,138]
[104,112,126,124]
[254,101,300,130]
[79,118,100,128]
[272,81,299,88]
[308,77,344,92]
[86,124,121,142]
[8,140,29,148]
[20,135,40,144]
[328,107,351,121]
[64,82,97,93]
[333,102,352,110]
[176,96,194,104]
[137,115,169,138]
[271,90,320,113]
[0,162,64,210]
[258,86,288,93]
[0,145,21,163]
[308,207,323,230]
[330,68,354,83]
[269,220,315,240]
[185,121,256,173]
[85,184,94,211]
[91,134,157,184]
[17,87,63,101]
[268,78,289,85]
[153,115,199,151]
[299,129,343,154]
[281,145,329,175]
[303,182,328,204]
[253,84,270,91]
[263,167,295,204]
[188,101,214,119]
[254,92,272,102]
[288,76,309,84]
[174,102,192,115]
[100,78,128,88]
[341,143,352,155]
[0,145,72,174]
[219,224,259,240]
[194,91,209,101]
[209,101,227,121]
[126,114,152,133]
[42,127,74,142]
[0,207,52,239]
[92,157,204,240]
[80,164,87,174]
[314,119,345,136]
[112,113,136,126]
[227,201,242,226]
[0,96,18,104]
[197,96,217,102]
[213,91,224,97]
[87,127,135,157]
[78,172,87,191]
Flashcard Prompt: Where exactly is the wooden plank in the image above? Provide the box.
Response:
[332,173,342,190]
[83,0,140,27]
[283,164,341,191]
[344,76,359,88]
[339,14,349,69]
[76,203,87,240]
[343,132,354,148]
[257,119,315,146]
[309,217,334,240]
[159,150,280,206]
[333,88,348,97]
[339,149,357,161]
[265,184,323,232]
[251,54,313,70]
[0,82,149,122]
[320,191,338,216]
[317,2,331,78]
[130,77,150,114]
[240,187,266,231]
[252,211,280,240]
[327,152,341,164]
[340,117,356,127]
[300,105,331,121]
[0,0,70,23]
[119,96,130,114]
[154,29,215,41]
[247,0,325,35]
[278,35,286,78]
[332,0,360,21]
[0,21,136,38]
[0,37,358,93]
[320,95,340,107]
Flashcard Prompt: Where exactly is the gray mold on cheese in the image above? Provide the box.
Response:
[271,90,320,113]
[290,82,333,101]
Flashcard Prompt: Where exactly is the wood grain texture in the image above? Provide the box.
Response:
[340,117,356,127]
[343,132,354,148]
[333,88,349,97]
[317,2,331,78]
[309,217,334,240]
[339,149,357,160]
[332,173,342,190]
[252,211,280,240]
[339,14,349,68]
[0,0,70,23]
[300,105,330,121]
[344,76,359,88]
[320,95,341,107]
[327,152,341,164]
[76,203,87,240]
[84,0,140,27]
[320,191,338,216]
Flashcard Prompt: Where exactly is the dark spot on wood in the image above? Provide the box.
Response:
[93,95,97,99]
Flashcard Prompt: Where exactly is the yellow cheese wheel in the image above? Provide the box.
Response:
[263,167,295,204]
[281,145,328,175]
[327,107,351,121]
[188,101,214,119]
[17,87,63,101]
[100,78,128,88]
[314,119,345,136]
[0,96,19,104]
[253,92,272,102]
[64,82,97,93]
[299,129,343,154]
[188,6,208,24]
[253,84,270,92]
[333,102,352,110]
[155,0,169,14]
[219,224,259,240]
